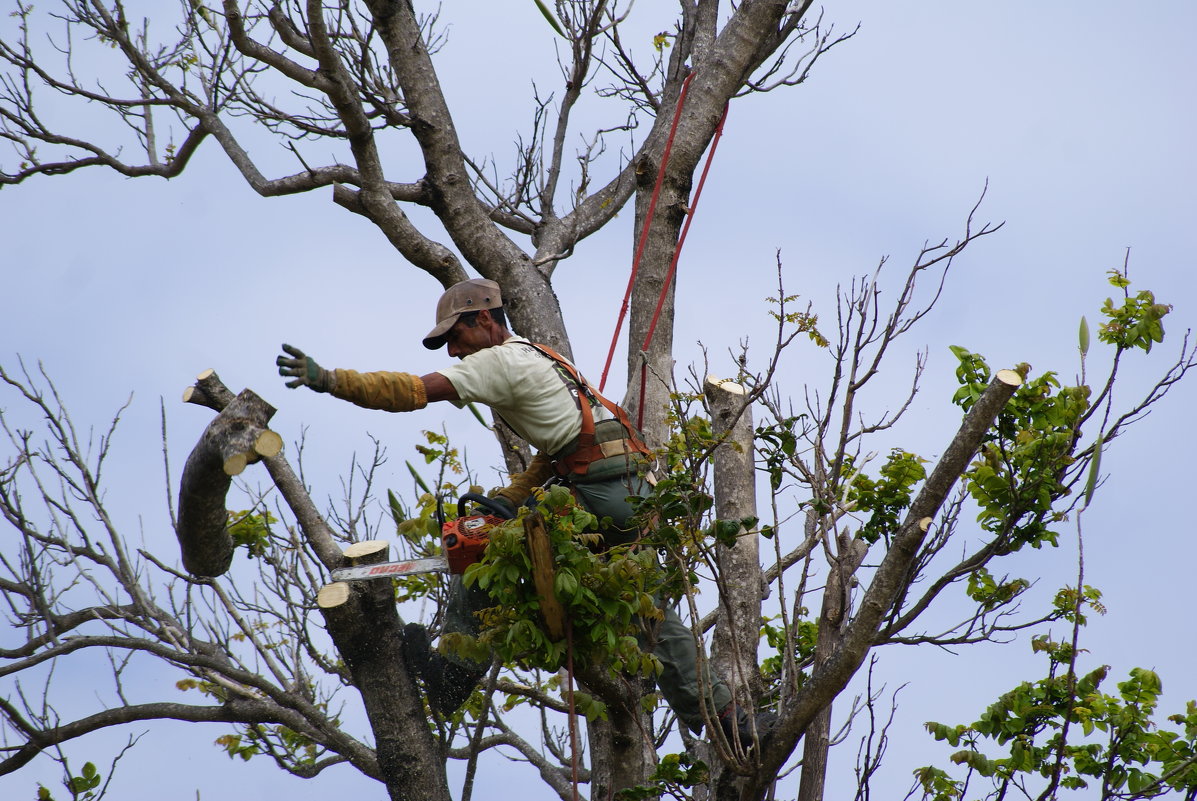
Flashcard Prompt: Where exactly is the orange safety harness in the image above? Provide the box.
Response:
[523,342,652,477]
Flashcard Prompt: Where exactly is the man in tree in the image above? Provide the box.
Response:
[277,278,768,743]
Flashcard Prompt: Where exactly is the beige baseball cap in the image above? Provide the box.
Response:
[422,278,504,349]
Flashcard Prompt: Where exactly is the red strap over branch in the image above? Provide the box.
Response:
[594,68,730,435]
[598,72,696,394]
[635,101,729,430]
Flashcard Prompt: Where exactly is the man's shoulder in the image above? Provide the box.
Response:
[493,337,555,369]
[448,337,541,374]
[493,337,546,360]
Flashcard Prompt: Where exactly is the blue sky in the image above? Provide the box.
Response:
[2,2,1195,799]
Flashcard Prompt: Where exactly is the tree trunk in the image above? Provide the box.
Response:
[624,3,793,447]
[706,376,763,696]
[578,663,655,800]
[624,158,688,450]
[796,534,868,801]
[319,543,451,801]
[705,376,764,801]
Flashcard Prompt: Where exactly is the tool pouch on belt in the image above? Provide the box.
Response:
[554,418,649,484]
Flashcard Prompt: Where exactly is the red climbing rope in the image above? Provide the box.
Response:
[566,620,580,801]
[596,70,730,433]
[634,101,729,431]
[598,72,696,394]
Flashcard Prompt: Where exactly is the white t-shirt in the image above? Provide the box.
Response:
[439,337,604,456]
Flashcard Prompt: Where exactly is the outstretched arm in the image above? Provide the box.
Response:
[420,372,459,403]
[276,344,459,411]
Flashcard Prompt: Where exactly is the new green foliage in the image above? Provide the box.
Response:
[456,485,664,681]
[845,448,928,545]
[917,271,1193,799]
[920,642,1197,799]
[1099,269,1172,353]
[227,509,276,558]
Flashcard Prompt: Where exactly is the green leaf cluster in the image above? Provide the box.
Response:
[948,344,993,412]
[755,416,802,491]
[845,449,928,544]
[760,613,817,681]
[920,642,1197,799]
[460,486,664,678]
[615,752,710,801]
[628,472,760,606]
[190,675,332,770]
[966,567,1030,611]
[387,487,453,604]
[55,762,101,800]
[950,347,1090,552]
[227,509,277,558]
[214,723,322,768]
[766,292,830,348]
[176,676,225,700]
[388,431,495,605]
[1098,270,1172,353]
[660,399,717,474]
[1052,584,1106,625]
[414,429,463,473]
[214,732,260,762]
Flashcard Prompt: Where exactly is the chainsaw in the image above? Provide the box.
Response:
[331,493,511,582]
[331,491,567,640]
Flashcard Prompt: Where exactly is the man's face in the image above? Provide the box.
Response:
[444,315,493,359]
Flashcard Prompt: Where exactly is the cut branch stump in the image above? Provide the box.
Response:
[317,541,390,616]
[314,540,445,797]
[176,370,283,577]
[704,374,763,696]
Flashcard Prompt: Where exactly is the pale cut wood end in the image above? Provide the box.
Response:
[343,540,389,563]
[254,430,284,458]
[223,452,248,477]
[704,374,747,395]
[317,582,350,609]
[995,369,1022,387]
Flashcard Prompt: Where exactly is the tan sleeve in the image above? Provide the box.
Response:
[331,369,428,412]
[491,452,554,506]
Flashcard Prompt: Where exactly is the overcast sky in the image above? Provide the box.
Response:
[2,2,1195,799]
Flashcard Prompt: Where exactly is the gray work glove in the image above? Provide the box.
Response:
[276,344,335,393]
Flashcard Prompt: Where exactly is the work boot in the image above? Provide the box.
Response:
[717,701,777,751]
[402,623,486,716]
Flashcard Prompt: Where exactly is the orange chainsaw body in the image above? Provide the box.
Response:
[442,514,504,574]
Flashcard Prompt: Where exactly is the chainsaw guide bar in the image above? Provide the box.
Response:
[331,556,449,582]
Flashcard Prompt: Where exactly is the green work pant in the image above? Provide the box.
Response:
[444,472,732,733]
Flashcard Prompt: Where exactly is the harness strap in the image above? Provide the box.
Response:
[523,343,652,476]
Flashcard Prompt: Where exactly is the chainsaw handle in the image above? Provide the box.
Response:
[457,492,515,520]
